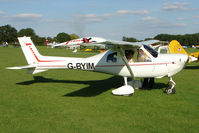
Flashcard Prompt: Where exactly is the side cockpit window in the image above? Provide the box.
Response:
[125,50,134,63]
[158,46,171,54]
[107,52,117,63]
[137,49,152,62]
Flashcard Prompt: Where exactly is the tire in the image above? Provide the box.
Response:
[165,87,175,94]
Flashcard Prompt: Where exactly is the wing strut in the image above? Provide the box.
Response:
[117,47,134,79]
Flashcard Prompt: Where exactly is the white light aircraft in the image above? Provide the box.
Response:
[53,37,106,49]
[7,36,188,96]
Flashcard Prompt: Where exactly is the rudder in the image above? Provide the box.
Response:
[18,36,42,64]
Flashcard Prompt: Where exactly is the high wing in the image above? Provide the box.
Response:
[101,39,160,47]
[52,36,160,50]
[81,37,160,48]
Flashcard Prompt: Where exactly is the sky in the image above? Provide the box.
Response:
[0,0,199,40]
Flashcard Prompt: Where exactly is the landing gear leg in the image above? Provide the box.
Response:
[165,77,176,94]
[112,77,134,96]
[124,77,128,86]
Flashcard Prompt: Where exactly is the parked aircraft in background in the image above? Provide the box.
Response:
[158,40,198,62]
[53,37,106,50]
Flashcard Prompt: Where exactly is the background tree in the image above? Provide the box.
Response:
[18,28,46,45]
[56,32,71,42]
[70,33,80,40]
[0,24,17,43]
[122,36,137,42]
[18,28,36,38]
[144,38,153,41]
[154,33,199,46]
[1,24,199,46]
[45,37,54,44]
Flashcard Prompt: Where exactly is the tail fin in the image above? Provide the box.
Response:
[18,36,42,64]
[7,36,68,74]
[168,40,188,55]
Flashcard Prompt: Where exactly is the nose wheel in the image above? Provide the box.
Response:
[165,77,176,94]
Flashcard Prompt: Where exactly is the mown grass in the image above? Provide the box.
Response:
[0,46,198,133]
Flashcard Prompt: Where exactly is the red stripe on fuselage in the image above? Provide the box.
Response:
[39,65,66,67]
[95,62,171,68]
[65,41,70,45]
[26,43,64,62]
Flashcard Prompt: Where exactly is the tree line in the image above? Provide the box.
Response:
[153,33,199,46]
[123,33,199,46]
[0,24,79,45]
[0,24,198,46]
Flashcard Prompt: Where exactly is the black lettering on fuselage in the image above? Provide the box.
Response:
[88,63,94,70]
[67,63,73,69]
[67,63,95,70]
[81,63,86,69]
[76,63,81,69]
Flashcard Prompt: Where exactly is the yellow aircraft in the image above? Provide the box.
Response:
[158,40,198,62]
[168,40,198,62]
[189,51,199,61]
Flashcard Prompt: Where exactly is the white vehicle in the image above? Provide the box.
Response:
[7,37,188,96]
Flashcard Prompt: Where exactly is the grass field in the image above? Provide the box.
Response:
[0,46,199,133]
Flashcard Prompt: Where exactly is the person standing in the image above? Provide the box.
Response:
[6,42,8,47]
[14,41,18,48]
[3,42,6,47]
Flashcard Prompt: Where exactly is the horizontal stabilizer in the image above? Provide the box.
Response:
[27,69,47,74]
[6,65,35,70]
[6,65,47,74]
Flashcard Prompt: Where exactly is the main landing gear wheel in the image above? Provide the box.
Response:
[112,85,134,96]
[165,77,176,94]
[165,86,175,94]
[112,77,134,96]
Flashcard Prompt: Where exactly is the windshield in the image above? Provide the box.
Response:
[143,45,158,58]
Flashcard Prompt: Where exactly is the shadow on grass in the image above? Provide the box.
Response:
[153,83,168,90]
[185,65,199,69]
[17,76,123,97]
[17,76,168,97]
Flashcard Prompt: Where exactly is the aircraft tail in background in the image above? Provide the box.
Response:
[169,40,198,62]
[169,40,188,55]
